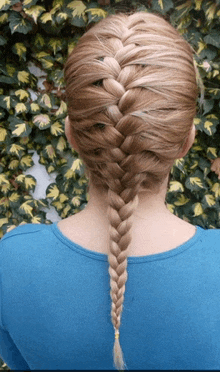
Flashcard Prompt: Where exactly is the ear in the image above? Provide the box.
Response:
[65,116,79,151]
[177,125,196,159]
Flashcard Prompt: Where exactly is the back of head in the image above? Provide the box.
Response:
[64,11,198,370]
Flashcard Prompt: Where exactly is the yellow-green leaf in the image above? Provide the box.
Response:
[55,100,67,116]
[158,0,164,9]
[193,118,201,126]
[53,201,63,210]
[0,174,9,186]
[174,195,190,206]
[65,169,74,179]
[204,194,215,207]
[15,103,27,114]
[10,144,24,156]
[17,71,29,83]
[57,136,66,151]
[47,184,59,199]
[40,93,52,108]
[61,205,71,218]
[40,12,52,23]
[9,159,19,169]
[33,114,51,129]
[60,193,68,203]
[6,64,16,77]
[204,121,213,135]
[30,102,40,112]
[71,196,80,207]
[0,218,8,227]
[85,7,107,18]
[188,177,204,188]
[48,38,62,54]
[24,5,45,23]
[71,158,82,172]
[19,201,33,217]
[207,147,217,158]
[193,202,203,216]
[50,121,64,136]
[205,2,217,20]
[166,203,175,213]
[3,96,10,109]
[9,192,20,202]
[169,181,184,192]
[0,128,7,142]
[16,174,25,183]
[195,0,203,10]
[12,123,26,136]
[15,89,29,100]
[212,183,220,198]
[20,155,33,168]
[0,12,8,23]
[25,176,36,190]
[45,144,56,160]
[13,43,27,58]
[197,40,206,54]
[31,216,42,224]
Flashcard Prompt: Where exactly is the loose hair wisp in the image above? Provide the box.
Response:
[64,12,198,370]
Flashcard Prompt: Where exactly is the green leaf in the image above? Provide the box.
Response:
[9,12,33,34]
[0,35,6,46]
[151,0,174,13]
[204,31,220,48]
[33,114,51,130]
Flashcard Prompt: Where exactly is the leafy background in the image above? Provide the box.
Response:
[1,0,220,369]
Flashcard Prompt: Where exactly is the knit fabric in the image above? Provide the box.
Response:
[0,223,220,370]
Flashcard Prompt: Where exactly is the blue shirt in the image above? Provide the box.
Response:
[0,222,220,370]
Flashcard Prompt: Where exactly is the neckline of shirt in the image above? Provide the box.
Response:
[51,222,203,263]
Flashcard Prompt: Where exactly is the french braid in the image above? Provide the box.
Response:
[64,12,198,370]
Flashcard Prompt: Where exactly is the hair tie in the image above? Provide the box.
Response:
[115,330,119,339]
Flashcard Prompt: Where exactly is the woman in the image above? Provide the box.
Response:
[1,11,220,371]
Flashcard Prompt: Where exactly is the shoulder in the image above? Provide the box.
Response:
[1,223,50,244]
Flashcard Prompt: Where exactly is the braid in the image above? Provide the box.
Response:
[64,11,198,370]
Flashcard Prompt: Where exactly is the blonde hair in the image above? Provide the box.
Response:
[64,12,198,370]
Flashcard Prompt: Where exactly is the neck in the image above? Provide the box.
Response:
[84,176,171,223]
